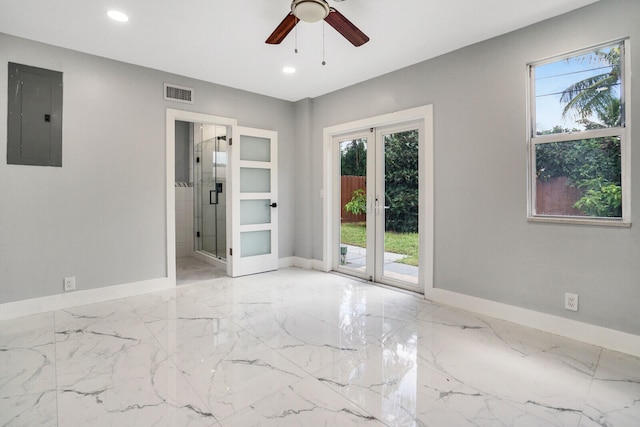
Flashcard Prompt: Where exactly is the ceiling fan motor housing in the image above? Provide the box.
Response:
[291,0,330,23]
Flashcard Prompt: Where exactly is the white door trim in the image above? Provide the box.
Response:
[322,105,434,291]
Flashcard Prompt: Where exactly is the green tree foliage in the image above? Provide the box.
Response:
[536,136,621,217]
[560,47,621,123]
[344,189,367,215]
[340,131,420,232]
[341,139,366,176]
[536,45,623,218]
[384,130,419,233]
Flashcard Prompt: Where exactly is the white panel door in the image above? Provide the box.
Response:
[229,126,278,277]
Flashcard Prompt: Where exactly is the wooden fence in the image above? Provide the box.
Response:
[536,176,583,216]
[341,175,366,223]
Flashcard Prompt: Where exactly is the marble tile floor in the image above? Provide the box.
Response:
[1,267,639,426]
[176,256,227,285]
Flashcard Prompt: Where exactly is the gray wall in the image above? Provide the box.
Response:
[174,120,190,183]
[296,0,640,335]
[0,33,295,304]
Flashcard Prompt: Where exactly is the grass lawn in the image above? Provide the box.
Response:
[340,222,419,266]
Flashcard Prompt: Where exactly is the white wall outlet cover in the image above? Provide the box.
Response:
[64,277,76,291]
[565,292,578,311]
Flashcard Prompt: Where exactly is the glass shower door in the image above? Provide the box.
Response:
[195,124,227,260]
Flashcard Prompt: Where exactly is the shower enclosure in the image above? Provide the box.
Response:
[194,124,228,260]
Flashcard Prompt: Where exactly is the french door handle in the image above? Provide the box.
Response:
[270,202,277,208]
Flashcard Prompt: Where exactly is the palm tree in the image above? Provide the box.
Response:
[560,46,621,124]
[555,45,623,217]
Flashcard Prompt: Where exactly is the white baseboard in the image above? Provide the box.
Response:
[424,287,640,358]
[278,257,297,268]
[0,277,175,321]
[288,257,640,357]
[279,256,323,270]
[311,259,330,272]
[6,260,637,358]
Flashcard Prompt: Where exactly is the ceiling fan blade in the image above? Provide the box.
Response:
[266,13,298,44]
[324,8,369,47]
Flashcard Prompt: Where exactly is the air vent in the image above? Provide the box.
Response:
[164,83,193,104]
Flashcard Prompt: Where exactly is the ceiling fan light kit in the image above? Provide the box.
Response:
[292,0,329,23]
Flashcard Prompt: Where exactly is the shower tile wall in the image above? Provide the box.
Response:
[175,120,195,258]
[175,185,194,258]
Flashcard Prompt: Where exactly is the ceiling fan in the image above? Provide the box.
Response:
[266,0,369,47]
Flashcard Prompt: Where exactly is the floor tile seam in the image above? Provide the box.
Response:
[268,343,325,377]
[216,373,385,426]
[122,296,205,400]
[214,376,312,424]
[120,296,221,420]
[236,315,351,379]
[228,316,321,378]
[577,347,604,423]
[308,372,386,425]
[53,304,162,347]
[427,361,591,416]
[0,389,57,427]
[209,355,311,422]
[52,308,61,427]
[119,320,223,424]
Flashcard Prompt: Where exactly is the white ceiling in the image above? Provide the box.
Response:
[0,0,599,102]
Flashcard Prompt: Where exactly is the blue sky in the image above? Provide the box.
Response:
[534,46,619,133]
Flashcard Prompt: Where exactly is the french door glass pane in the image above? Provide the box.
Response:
[339,138,367,274]
[382,129,419,285]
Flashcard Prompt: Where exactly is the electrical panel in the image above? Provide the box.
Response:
[7,62,63,167]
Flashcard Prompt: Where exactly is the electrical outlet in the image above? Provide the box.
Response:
[63,277,76,292]
[565,292,578,311]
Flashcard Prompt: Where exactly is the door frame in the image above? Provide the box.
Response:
[166,109,237,280]
[322,105,434,293]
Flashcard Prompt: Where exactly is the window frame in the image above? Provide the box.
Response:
[526,39,631,226]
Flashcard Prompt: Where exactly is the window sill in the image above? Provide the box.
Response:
[528,215,631,228]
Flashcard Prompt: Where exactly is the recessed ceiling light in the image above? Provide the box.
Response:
[283,67,296,74]
[107,10,129,22]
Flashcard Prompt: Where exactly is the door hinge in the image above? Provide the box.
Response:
[228,137,232,146]
[196,231,200,237]
[229,248,233,256]
[196,156,200,163]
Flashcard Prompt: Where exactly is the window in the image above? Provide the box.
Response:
[528,40,629,224]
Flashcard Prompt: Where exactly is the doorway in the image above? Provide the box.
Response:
[166,109,279,281]
[323,106,433,293]
[194,123,228,260]
[166,110,237,280]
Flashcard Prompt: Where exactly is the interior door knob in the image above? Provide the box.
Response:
[270,202,277,208]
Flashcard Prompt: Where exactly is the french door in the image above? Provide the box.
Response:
[335,121,424,292]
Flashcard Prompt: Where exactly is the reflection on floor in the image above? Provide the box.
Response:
[1,268,639,426]
[341,244,419,283]
[177,256,226,285]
